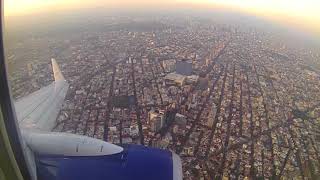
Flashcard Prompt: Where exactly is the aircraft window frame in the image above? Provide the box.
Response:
[0,2,32,179]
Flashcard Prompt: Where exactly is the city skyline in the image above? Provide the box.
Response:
[5,0,320,37]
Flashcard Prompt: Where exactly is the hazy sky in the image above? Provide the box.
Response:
[4,0,320,34]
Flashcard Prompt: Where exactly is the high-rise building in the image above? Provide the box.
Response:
[150,116,163,132]
[27,63,34,76]
[148,110,165,132]
[207,103,217,127]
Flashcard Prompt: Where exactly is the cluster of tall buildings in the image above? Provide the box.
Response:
[148,109,165,132]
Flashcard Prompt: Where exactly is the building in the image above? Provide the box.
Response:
[186,75,199,84]
[127,57,136,64]
[162,59,176,72]
[183,147,194,156]
[175,113,187,128]
[122,137,133,144]
[109,126,117,132]
[112,108,122,119]
[142,58,149,64]
[164,73,186,86]
[198,76,209,90]
[27,63,34,76]
[148,110,165,132]
[176,60,193,76]
[150,116,163,132]
[207,103,217,127]
[129,125,139,137]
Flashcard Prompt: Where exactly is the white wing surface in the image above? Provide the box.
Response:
[15,59,69,131]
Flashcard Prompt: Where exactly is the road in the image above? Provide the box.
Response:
[131,59,145,145]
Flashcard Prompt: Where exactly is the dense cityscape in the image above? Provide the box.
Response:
[6,17,320,179]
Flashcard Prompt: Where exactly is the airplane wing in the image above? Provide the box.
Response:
[14,59,69,131]
[13,59,183,180]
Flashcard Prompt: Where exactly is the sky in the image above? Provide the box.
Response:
[4,0,320,35]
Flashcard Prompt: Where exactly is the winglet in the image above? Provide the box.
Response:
[51,58,65,81]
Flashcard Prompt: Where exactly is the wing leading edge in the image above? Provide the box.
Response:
[15,59,69,131]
